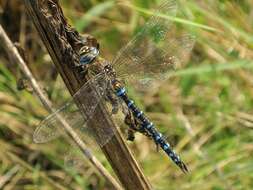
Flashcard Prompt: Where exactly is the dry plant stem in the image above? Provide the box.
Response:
[0,25,52,111]
[0,24,123,190]
[0,165,20,189]
[23,0,152,189]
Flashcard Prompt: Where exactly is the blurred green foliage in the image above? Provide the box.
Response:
[0,0,253,189]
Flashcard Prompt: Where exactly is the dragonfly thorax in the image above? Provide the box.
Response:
[103,64,124,94]
[103,64,117,78]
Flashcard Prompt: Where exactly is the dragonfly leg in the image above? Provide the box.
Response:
[124,110,138,141]
[105,90,120,114]
[136,121,153,140]
[76,64,89,77]
[127,129,135,141]
[124,110,154,141]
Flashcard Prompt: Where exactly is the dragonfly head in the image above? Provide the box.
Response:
[79,46,99,65]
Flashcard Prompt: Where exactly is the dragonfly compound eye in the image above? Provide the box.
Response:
[79,46,99,65]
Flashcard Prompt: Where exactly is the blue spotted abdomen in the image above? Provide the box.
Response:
[116,87,188,173]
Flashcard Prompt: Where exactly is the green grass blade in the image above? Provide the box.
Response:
[171,60,253,77]
[75,1,115,31]
[124,3,220,32]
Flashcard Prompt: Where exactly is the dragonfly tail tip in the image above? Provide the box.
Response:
[179,161,189,174]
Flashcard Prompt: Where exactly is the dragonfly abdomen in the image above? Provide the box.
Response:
[116,87,188,173]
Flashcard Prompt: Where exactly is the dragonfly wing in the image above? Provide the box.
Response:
[112,0,195,84]
[62,97,130,170]
[132,33,195,81]
[112,0,177,77]
[33,73,110,144]
[63,138,106,170]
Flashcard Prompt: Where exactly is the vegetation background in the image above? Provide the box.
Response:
[0,0,253,189]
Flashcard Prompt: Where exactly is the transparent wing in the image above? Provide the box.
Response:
[63,99,135,169]
[33,72,114,148]
[112,0,177,77]
[64,137,107,170]
[112,0,195,83]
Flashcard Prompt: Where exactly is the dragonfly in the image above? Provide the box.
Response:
[34,0,195,173]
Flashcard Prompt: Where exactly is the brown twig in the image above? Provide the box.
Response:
[0,24,123,190]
